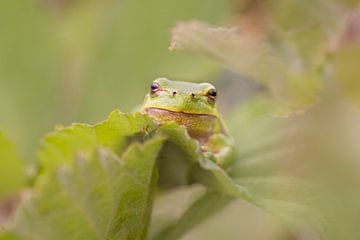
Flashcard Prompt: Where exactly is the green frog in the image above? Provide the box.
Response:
[141,77,235,167]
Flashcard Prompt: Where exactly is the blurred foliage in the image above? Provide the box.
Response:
[332,45,360,105]
[169,0,360,115]
[0,132,25,198]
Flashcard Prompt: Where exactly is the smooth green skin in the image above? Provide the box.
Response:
[141,77,235,167]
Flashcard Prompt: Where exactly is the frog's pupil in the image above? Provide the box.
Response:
[151,82,159,91]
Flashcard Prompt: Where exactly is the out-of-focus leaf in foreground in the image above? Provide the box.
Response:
[0,132,25,198]
[2,107,325,239]
[38,110,157,174]
[16,141,162,240]
[0,110,164,239]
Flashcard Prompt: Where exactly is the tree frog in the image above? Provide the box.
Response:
[141,77,235,167]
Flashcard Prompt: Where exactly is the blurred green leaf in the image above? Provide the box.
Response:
[267,0,336,57]
[332,45,360,105]
[6,138,163,240]
[0,233,22,240]
[169,20,325,115]
[0,132,25,197]
[330,0,360,7]
[227,97,292,177]
[169,21,286,84]
[235,177,315,205]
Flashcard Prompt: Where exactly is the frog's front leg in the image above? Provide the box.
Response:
[202,133,236,168]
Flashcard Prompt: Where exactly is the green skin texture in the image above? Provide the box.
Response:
[141,77,235,167]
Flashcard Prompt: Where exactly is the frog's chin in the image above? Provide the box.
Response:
[144,107,217,140]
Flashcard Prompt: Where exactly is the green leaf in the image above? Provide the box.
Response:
[7,137,164,240]
[159,123,253,201]
[0,132,25,197]
[159,122,325,237]
[38,110,156,174]
[38,123,97,173]
[95,110,157,150]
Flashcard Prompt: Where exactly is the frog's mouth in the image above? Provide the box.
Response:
[144,107,216,118]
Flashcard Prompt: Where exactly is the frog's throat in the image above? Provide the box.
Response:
[144,107,218,140]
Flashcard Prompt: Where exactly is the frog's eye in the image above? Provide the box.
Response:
[150,82,161,97]
[150,82,160,91]
[206,88,217,104]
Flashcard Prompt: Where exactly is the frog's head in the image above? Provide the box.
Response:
[142,77,219,117]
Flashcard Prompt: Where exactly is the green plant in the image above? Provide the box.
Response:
[1,0,360,239]
[0,107,323,240]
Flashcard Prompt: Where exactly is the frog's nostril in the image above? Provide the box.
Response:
[191,93,195,98]
[173,91,177,97]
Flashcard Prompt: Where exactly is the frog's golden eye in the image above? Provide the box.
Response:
[206,88,217,104]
